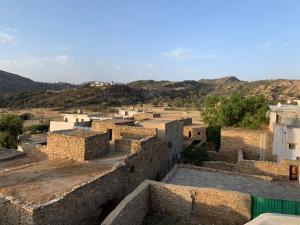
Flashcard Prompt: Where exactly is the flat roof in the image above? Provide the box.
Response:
[245,213,300,225]
[51,129,102,138]
[183,124,207,128]
[166,166,300,201]
[0,149,26,162]
[269,105,300,112]
[0,152,129,206]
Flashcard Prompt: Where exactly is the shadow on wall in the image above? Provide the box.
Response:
[210,131,273,164]
[102,181,251,225]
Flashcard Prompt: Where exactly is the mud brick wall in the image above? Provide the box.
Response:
[150,182,251,225]
[45,132,109,161]
[214,128,273,163]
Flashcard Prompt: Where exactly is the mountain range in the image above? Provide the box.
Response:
[0,69,299,108]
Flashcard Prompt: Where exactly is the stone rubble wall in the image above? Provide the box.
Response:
[44,132,109,161]
[133,113,161,121]
[101,181,150,225]
[84,133,110,160]
[203,159,298,181]
[20,143,48,160]
[212,128,274,163]
[115,139,140,154]
[0,197,34,225]
[101,180,251,225]
[1,135,169,225]
[183,126,206,141]
[91,121,157,142]
[150,181,251,225]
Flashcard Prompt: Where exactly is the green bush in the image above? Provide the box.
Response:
[24,124,49,134]
[201,93,268,129]
[181,143,209,166]
[0,114,23,149]
[206,125,221,151]
[19,113,32,120]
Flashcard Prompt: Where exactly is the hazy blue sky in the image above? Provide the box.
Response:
[0,0,300,83]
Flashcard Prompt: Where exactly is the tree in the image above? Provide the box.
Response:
[201,93,268,129]
[0,114,23,149]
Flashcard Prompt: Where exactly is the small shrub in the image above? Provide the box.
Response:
[181,142,209,166]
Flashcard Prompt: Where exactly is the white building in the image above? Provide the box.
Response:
[269,102,300,162]
[273,124,300,162]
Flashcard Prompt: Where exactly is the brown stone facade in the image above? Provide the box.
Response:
[212,128,274,163]
[134,112,161,121]
[0,135,169,225]
[102,180,251,225]
[91,121,157,142]
[203,159,298,181]
[44,131,109,161]
[183,125,206,142]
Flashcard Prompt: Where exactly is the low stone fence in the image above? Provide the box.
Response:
[102,180,251,225]
[203,159,298,181]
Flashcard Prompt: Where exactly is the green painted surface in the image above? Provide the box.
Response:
[252,196,300,219]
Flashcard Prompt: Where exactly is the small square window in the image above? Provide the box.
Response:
[197,132,201,135]
[289,144,296,150]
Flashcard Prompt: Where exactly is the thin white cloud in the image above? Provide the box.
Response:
[257,42,273,51]
[162,48,192,61]
[0,32,16,44]
[162,48,221,61]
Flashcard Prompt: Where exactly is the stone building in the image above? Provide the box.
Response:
[183,124,207,142]
[140,119,183,166]
[102,164,300,225]
[0,117,172,225]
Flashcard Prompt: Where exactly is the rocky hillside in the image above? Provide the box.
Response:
[128,76,300,102]
[0,69,299,108]
[0,70,75,94]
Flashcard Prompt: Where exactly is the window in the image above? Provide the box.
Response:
[130,165,135,173]
[108,129,112,140]
[76,118,79,122]
[197,131,201,135]
[276,114,280,123]
[289,143,296,150]
[64,118,68,122]
[188,131,192,138]
[81,119,84,122]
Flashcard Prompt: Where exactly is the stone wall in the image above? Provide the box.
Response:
[115,139,140,154]
[101,180,251,225]
[0,197,34,225]
[203,159,298,181]
[134,113,161,121]
[44,132,109,161]
[101,181,150,225]
[150,181,251,225]
[183,125,206,142]
[213,128,274,163]
[91,121,157,142]
[0,135,169,225]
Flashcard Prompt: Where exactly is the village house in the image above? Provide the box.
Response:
[0,117,184,225]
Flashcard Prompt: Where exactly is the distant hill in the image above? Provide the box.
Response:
[0,70,75,94]
[0,69,299,108]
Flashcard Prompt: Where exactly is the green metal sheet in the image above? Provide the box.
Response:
[251,196,300,219]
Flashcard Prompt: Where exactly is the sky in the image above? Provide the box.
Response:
[0,0,300,84]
